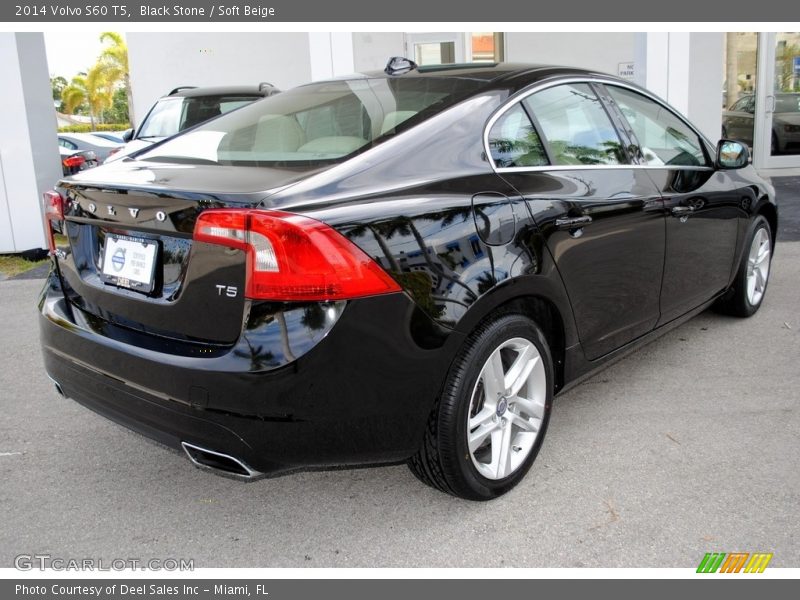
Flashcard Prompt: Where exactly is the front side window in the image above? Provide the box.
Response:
[606,85,709,167]
[487,104,548,168]
[138,78,483,167]
[524,83,627,166]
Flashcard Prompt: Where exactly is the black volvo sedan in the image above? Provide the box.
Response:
[39,60,777,500]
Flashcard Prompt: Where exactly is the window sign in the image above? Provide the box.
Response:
[618,62,635,80]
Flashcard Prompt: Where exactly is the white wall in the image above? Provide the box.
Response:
[308,32,355,81]
[0,33,61,253]
[352,33,406,72]
[687,33,724,143]
[635,32,724,142]
[505,32,636,77]
[127,33,314,127]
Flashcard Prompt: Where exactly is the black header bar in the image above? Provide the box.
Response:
[0,0,789,22]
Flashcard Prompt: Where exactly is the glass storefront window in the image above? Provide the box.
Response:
[722,33,758,148]
[470,33,504,62]
[414,42,456,66]
[771,33,800,156]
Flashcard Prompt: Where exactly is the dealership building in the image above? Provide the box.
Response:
[1,31,798,253]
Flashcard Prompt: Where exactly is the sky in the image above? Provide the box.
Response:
[43,31,125,79]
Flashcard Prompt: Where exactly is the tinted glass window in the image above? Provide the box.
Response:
[730,97,750,112]
[59,138,77,150]
[139,78,484,167]
[776,95,800,113]
[524,83,626,165]
[487,104,548,167]
[606,86,708,167]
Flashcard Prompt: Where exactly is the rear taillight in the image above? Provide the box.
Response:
[62,155,85,169]
[193,209,401,301]
[42,190,64,253]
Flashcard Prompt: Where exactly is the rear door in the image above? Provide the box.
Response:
[602,84,741,324]
[490,81,665,360]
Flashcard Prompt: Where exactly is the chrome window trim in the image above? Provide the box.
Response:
[494,164,714,174]
[483,75,716,174]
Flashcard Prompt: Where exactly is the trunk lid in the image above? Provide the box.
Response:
[55,160,325,345]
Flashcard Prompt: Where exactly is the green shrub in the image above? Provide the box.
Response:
[58,123,130,133]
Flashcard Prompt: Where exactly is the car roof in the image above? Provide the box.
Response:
[327,62,621,93]
[58,132,122,146]
[164,85,276,98]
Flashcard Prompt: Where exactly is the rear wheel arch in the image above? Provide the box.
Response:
[456,292,569,394]
[755,199,778,246]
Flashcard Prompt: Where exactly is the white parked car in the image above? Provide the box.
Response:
[58,133,124,163]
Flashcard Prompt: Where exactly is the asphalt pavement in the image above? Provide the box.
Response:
[1,179,798,569]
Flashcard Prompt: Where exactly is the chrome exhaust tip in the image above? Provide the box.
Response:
[181,441,264,482]
[46,374,65,397]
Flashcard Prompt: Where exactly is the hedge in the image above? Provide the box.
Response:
[58,123,131,133]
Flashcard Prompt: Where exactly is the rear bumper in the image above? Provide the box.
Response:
[39,272,461,475]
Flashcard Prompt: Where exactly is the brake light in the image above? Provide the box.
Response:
[62,155,85,169]
[42,190,64,253]
[193,209,401,301]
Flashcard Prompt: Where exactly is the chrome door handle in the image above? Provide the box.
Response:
[555,216,593,230]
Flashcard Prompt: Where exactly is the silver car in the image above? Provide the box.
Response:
[58,133,124,163]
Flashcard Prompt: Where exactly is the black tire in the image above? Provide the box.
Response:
[716,215,773,317]
[408,313,553,500]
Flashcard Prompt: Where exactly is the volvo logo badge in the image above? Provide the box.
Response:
[111,247,126,272]
[156,211,167,222]
[129,208,140,218]
[496,397,508,416]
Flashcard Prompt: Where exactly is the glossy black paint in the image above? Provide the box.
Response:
[40,64,777,475]
[499,168,665,360]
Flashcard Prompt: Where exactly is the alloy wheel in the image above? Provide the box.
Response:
[746,227,771,306]
[466,337,547,480]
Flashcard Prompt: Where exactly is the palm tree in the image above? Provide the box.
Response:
[98,32,133,123]
[61,65,115,128]
[60,75,87,116]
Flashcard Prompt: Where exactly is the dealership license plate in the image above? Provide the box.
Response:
[100,235,158,293]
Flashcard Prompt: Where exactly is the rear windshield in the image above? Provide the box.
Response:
[137,95,264,139]
[137,78,484,167]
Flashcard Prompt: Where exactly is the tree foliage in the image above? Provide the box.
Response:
[58,31,131,126]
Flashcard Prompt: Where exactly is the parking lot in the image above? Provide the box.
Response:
[1,178,798,569]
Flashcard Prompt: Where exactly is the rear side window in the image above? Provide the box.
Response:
[524,83,627,166]
[606,86,708,167]
[487,104,548,168]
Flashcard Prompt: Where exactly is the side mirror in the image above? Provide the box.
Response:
[716,139,750,169]
[122,128,134,142]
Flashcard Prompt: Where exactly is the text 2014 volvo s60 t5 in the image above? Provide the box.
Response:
[39,61,777,500]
